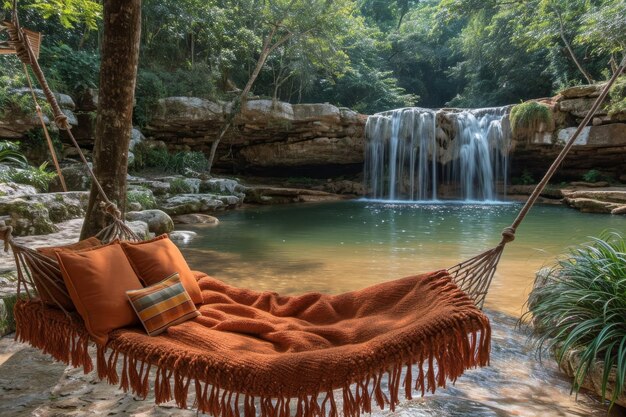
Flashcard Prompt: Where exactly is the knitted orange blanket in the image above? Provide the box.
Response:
[14,270,490,417]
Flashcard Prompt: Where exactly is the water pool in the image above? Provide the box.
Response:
[179,200,625,317]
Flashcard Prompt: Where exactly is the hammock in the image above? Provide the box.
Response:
[0,2,625,415]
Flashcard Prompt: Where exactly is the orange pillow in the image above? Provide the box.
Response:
[29,237,102,311]
[121,234,203,304]
[56,241,143,345]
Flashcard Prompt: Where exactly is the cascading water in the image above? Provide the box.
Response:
[364,106,511,201]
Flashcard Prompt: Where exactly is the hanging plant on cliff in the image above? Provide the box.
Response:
[509,101,552,138]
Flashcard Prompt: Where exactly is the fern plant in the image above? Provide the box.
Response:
[526,231,626,409]
[0,162,58,192]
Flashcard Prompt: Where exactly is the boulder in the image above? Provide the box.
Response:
[561,190,626,204]
[127,178,171,196]
[0,198,56,235]
[557,97,607,118]
[172,213,219,225]
[241,100,294,122]
[160,194,242,215]
[0,183,37,197]
[558,84,603,99]
[244,186,345,204]
[9,88,75,110]
[149,97,226,127]
[168,230,197,243]
[611,205,626,215]
[126,209,174,235]
[560,348,626,408]
[321,180,366,195]
[126,220,151,240]
[0,192,88,236]
[563,197,622,214]
[129,128,145,151]
[51,163,92,192]
[293,103,341,123]
[556,124,626,147]
[199,178,246,197]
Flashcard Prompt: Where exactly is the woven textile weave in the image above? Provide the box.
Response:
[15,270,490,417]
[127,273,200,336]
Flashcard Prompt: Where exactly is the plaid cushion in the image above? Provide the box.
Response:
[127,273,200,336]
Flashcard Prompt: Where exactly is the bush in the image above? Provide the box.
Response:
[39,44,100,96]
[169,178,194,194]
[526,231,626,408]
[130,145,210,175]
[126,187,157,210]
[582,169,603,183]
[511,169,535,185]
[0,162,58,192]
[510,101,552,137]
[0,75,37,117]
[607,76,626,116]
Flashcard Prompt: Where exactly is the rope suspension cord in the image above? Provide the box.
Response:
[22,62,68,192]
[500,53,626,244]
[0,0,139,248]
[3,0,123,219]
[449,53,626,308]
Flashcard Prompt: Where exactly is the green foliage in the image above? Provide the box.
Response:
[607,76,626,116]
[2,0,621,115]
[526,232,626,409]
[0,75,37,117]
[512,170,535,186]
[169,178,194,194]
[0,141,28,167]
[510,101,552,136]
[582,169,603,183]
[39,45,100,96]
[131,146,209,175]
[126,187,157,210]
[0,162,57,191]
[21,0,102,30]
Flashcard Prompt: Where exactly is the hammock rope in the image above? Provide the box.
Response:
[0,1,624,309]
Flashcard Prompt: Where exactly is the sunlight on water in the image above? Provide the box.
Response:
[180,201,625,317]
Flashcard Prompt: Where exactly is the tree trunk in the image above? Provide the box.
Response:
[556,12,594,84]
[80,0,141,239]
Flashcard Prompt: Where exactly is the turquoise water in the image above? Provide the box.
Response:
[180,201,625,316]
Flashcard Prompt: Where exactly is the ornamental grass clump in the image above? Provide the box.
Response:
[526,231,626,408]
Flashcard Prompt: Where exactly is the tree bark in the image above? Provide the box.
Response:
[80,0,141,239]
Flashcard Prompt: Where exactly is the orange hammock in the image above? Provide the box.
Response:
[15,271,490,417]
[0,3,625,416]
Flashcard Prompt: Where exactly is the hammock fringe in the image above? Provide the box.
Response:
[14,300,490,417]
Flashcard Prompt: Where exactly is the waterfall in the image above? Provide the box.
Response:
[364,107,510,201]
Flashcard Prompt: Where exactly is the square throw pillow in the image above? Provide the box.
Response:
[56,241,144,345]
[27,236,102,311]
[126,272,200,336]
[121,234,203,304]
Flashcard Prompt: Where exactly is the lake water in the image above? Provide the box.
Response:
[180,200,625,317]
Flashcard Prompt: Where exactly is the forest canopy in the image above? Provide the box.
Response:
[1,0,624,119]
